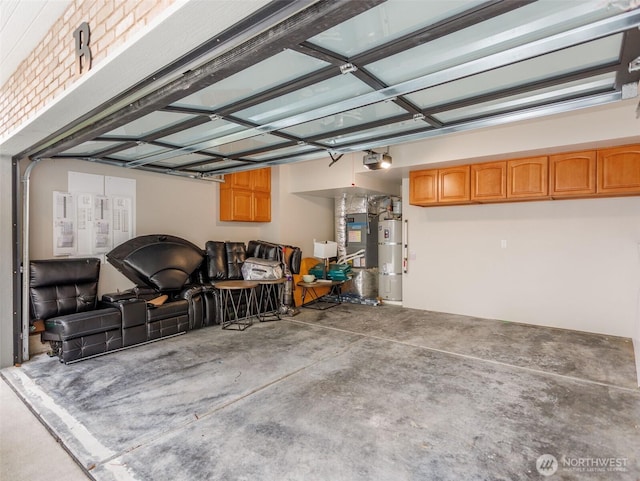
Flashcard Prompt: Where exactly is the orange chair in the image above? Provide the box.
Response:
[292,257,331,306]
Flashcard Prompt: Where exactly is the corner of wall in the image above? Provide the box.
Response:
[0,155,15,367]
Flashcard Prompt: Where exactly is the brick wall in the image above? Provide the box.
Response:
[0,0,176,139]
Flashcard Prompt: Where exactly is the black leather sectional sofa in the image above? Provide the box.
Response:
[29,235,301,363]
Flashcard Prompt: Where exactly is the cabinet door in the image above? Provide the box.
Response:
[230,190,253,221]
[471,161,506,202]
[597,144,640,194]
[228,171,252,189]
[219,187,233,221]
[409,170,438,205]
[253,190,271,222]
[438,165,470,204]
[507,156,548,199]
[549,151,596,197]
[251,168,271,192]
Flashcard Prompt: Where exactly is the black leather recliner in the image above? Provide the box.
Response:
[30,258,123,363]
[198,240,302,324]
[198,241,248,324]
[103,234,205,338]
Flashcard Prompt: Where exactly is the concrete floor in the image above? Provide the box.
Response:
[1,304,638,481]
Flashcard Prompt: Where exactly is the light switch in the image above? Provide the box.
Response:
[501,240,507,249]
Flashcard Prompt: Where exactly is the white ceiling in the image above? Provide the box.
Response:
[0,0,72,86]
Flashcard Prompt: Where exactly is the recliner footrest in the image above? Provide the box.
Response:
[60,330,123,363]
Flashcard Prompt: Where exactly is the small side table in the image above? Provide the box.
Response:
[215,280,259,330]
[297,280,344,310]
[257,277,286,322]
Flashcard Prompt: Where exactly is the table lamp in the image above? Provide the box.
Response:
[313,240,337,279]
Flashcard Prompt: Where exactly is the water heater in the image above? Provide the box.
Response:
[378,219,402,301]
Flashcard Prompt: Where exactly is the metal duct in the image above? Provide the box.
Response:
[335,193,393,301]
[343,267,379,298]
[335,193,347,260]
[344,195,369,215]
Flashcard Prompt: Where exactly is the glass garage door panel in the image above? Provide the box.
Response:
[321,118,430,147]
[101,111,196,138]
[195,159,255,173]
[306,0,484,57]
[207,134,286,156]
[406,34,623,110]
[58,140,125,156]
[153,153,215,168]
[244,144,318,162]
[159,118,245,145]
[281,101,407,138]
[234,75,374,125]
[367,0,621,86]
[434,73,616,123]
[171,49,329,111]
[109,143,171,161]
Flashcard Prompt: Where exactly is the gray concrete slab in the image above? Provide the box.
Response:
[2,321,362,471]
[2,306,638,481]
[294,304,638,389]
[98,337,639,481]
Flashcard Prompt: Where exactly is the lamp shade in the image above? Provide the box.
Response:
[313,240,337,259]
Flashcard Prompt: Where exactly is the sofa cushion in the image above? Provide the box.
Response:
[225,242,246,280]
[30,258,101,319]
[146,299,189,322]
[204,241,228,281]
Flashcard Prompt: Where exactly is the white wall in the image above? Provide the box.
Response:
[388,98,640,339]
[402,191,640,338]
[287,152,401,197]
[27,159,334,295]
[261,165,335,256]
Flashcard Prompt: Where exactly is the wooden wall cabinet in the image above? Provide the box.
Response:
[409,167,470,205]
[549,151,596,198]
[410,170,438,205]
[471,161,506,202]
[507,156,548,199]
[253,190,271,222]
[438,165,470,204]
[409,143,640,208]
[597,144,640,195]
[220,167,271,222]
